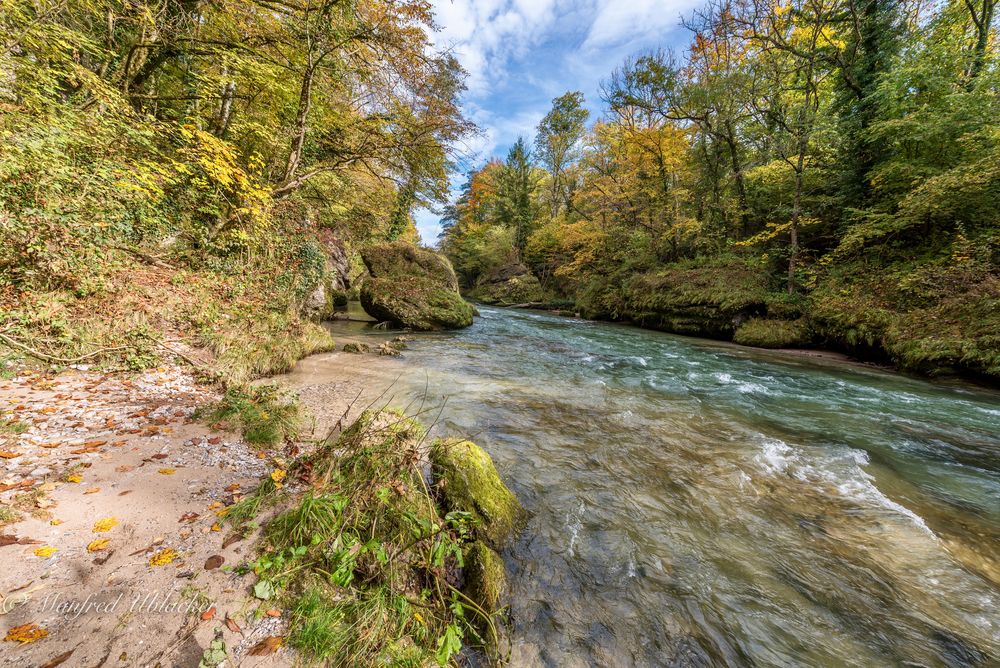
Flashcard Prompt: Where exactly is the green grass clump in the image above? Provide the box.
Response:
[208,384,300,447]
[0,503,23,527]
[0,420,29,435]
[243,409,501,667]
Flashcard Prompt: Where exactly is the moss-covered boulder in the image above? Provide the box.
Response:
[463,540,508,650]
[471,264,544,305]
[431,438,525,549]
[360,242,475,330]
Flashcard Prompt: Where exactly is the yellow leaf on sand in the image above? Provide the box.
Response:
[210,523,221,532]
[84,487,100,495]
[93,517,119,533]
[33,546,58,558]
[158,469,176,475]
[50,519,63,526]
[66,474,82,483]
[87,538,110,552]
[270,469,286,484]
[149,548,178,567]
[4,623,48,644]
[207,501,222,510]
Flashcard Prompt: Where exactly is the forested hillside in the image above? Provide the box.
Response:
[1,0,469,380]
[441,0,1000,380]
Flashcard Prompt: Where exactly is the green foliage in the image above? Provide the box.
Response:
[244,410,504,667]
[208,384,300,447]
[734,318,812,349]
[437,0,1000,379]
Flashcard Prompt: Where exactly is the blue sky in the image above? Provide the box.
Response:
[414,0,704,244]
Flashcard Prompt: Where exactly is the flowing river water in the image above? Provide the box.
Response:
[281,305,1000,667]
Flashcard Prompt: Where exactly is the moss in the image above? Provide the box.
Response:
[359,242,475,331]
[734,318,812,349]
[464,540,506,614]
[362,277,474,330]
[470,268,544,305]
[431,438,525,549]
[342,342,370,354]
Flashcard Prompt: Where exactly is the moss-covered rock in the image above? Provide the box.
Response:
[470,264,544,305]
[464,541,506,611]
[622,259,772,338]
[431,438,524,549]
[733,318,812,348]
[463,540,508,649]
[359,242,475,330]
[342,342,370,354]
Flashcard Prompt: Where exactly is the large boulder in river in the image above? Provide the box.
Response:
[359,242,475,330]
[471,263,544,305]
[431,438,525,549]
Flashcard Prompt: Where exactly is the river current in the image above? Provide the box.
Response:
[284,305,1000,667]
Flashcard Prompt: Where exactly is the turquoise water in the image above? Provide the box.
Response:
[305,306,1000,666]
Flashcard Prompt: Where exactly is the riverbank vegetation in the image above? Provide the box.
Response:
[228,408,521,666]
[1,0,470,383]
[440,0,1000,380]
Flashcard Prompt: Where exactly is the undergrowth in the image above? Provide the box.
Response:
[232,409,501,667]
[207,384,301,447]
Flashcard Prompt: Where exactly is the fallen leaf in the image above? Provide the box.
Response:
[38,649,74,667]
[87,538,110,552]
[270,469,286,484]
[224,483,240,493]
[83,440,107,448]
[225,616,242,634]
[149,548,177,567]
[0,452,21,459]
[151,453,168,460]
[4,622,48,644]
[221,534,243,549]
[265,608,281,618]
[93,517,119,533]
[158,469,176,475]
[114,465,134,473]
[200,607,216,621]
[65,474,82,484]
[0,535,17,547]
[207,437,222,445]
[179,512,199,523]
[210,523,221,532]
[248,636,283,656]
[49,519,63,526]
[204,555,224,570]
[83,487,101,495]
[207,501,222,510]
[33,546,58,557]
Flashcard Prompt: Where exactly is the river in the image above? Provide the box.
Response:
[281,305,1000,667]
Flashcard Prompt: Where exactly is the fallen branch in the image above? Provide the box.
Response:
[0,332,129,364]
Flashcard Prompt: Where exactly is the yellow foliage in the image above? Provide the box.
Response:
[92,517,119,533]
[87,538,110,552]
[149,548,178,567]
[4,623,48,644]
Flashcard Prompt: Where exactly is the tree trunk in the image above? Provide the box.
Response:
[283,61,316,183]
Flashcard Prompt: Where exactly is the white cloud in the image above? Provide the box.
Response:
[419,0,700,243]
[583,0,697,50]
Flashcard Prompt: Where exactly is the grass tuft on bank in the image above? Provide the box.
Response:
[232,409,510,667]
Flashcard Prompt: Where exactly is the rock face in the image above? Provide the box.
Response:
[471,264,544,305]
[303,237,351,320]
[359,242,475,330]
[430,438,525,549]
